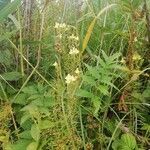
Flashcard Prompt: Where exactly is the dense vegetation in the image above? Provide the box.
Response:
[0,0,150,149]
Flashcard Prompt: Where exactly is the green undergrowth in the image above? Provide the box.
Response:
[0,0,150,150]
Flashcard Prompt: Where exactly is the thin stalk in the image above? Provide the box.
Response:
[17,7,24,79]
[79,107,86,150]
[60,91,76,149]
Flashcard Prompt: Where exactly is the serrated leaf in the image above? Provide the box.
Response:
[19,131,32,140]
[76,89,94,98]
[121,133,136,150]
[102,80,119,91]
[31,124,40,141]
[31,96,54,107]
[92,96,101,115]
[21,105,40,119]
[38,107,50,116]
[22,86,38,95]
[12,93,28,105]
[108,53,121,63]
[97,57,106,68]
[85,64,100,79]
[83,75,96,86]
[21,113,30,125]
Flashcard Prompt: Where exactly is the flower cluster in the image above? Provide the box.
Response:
[54,22,68,29]
[65,68,80,84]
[65,74,77,84]
[53,61,58,67]
[69,34,79,41]
[68,34,80,55]
[132,53,141,61]
[69,47,79,55]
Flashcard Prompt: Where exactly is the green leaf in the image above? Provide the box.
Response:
[0,71,22,81]
[76,89,94,98]
[12,93,28,105]
[19,131,32,140]
[92,96,101,115]
[38,107,50,116]
[85,65,100,79]
[0,0,21,22]
[121,133,136,150]
[38,120,55,130]
[141,124,150,131]
[27,142,38,150]
[31,124,40,141]
[22,86,38,95]
[102,80,119,91]
[21,104,40,119]
[97,57,106,68]
[112,139,121,150]
[102,50,109,62]
[10,139,31,150]
[0,49,12,65]
[20,113,30,125]
[98,85,109,95]
[108,53,121,63]
[83,75,96,86]
[30,96,55,107]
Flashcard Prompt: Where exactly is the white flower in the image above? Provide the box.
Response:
[57,34,62,39]
[65,74,77,84]
[69,34,79,41]
[75,68,80,74]
[134,37,138,42]
[54,22,67,29]
[69,47,79,55]
[60,23,66,28]
[54,22,59,29]
[53,61,58,67]
[120,58,126,64]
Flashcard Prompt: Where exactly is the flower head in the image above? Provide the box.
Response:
[120,57,126,64]
[65,74,77,84]
[69,34,79,41]
[69,47,79,55]
[133,53,141,61]
[54,22,60,29]
[54,22,67,29]
[53,61,58,67]
[75,68,80,74]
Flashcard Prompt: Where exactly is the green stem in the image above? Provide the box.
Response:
[17,7,24,79]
